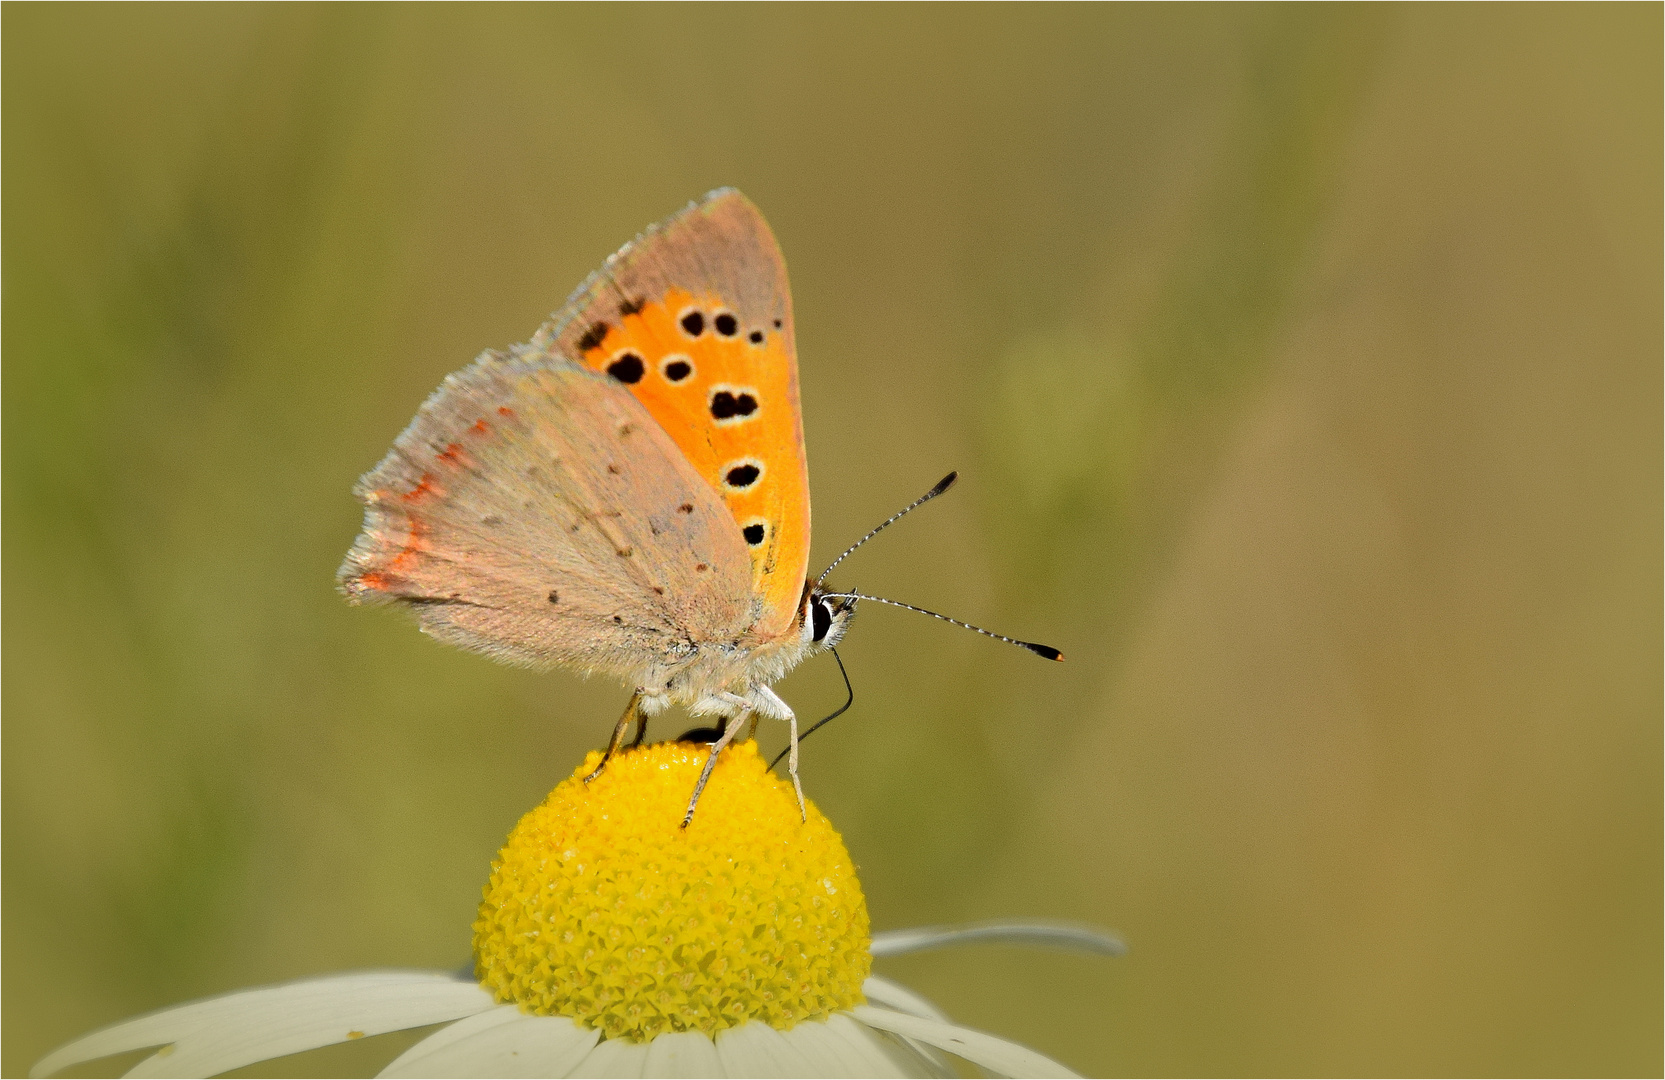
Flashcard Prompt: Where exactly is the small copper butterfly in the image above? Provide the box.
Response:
[338,189,1059,824]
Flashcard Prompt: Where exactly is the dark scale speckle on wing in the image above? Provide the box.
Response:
[578,322,610,351]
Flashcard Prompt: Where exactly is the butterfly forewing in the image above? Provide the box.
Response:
[534,190,811,642]
[337,351,752,675]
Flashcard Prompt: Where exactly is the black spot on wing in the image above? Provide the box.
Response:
[619,297,645,316]
[710,391,758,420]
[607,353,645,383]
[578,322,610,352]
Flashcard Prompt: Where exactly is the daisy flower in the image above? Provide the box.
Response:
[33,740,1121,1078]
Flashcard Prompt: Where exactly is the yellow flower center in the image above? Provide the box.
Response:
[472,740,871,1042]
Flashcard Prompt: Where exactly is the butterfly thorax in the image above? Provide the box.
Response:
[633,582,855,721]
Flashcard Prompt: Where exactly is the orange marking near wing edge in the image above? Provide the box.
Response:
[402,475,441,503]
[387,518,428,571]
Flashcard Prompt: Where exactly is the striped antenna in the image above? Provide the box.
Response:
[820,592,1064,661]
[815,472,958,587]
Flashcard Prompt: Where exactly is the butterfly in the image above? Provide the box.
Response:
[337,189,1058,825]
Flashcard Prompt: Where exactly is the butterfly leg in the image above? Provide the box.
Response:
[741,687,804,822]
[681,708,749,828]
[786,709,806,823]
[584,690,644,783]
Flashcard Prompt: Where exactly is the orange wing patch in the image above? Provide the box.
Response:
[577,287,809,639]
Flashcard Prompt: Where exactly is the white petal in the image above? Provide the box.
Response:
[713,1021,822,1078]
[870,921,1124,958]
[641,1030,722,1077]
[30,971,496,1079]
[378,1006,528,1076]
[851,1005,1079,1079]
[857,980,955,1075]
[377,1005,526,1071]
[861,976,951,1023]
[566,1034,651,1078]
[379,1008,599,1078]
[773,1017,895,1078]
[776,1013,944,1078]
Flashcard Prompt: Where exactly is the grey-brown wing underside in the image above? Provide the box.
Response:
[337,349,753,675]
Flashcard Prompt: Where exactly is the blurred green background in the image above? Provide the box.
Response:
[5,4,1659,1077]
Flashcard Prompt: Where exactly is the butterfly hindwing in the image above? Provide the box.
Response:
[533,190,811,641]
[337,350,752,675]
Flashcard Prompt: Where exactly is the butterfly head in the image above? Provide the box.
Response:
[801,584,856,650]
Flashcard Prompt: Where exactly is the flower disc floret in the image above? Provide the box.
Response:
[473,740,871,1042]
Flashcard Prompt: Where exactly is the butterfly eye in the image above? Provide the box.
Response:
[811,599,833,642]
[678,308,705,337]
[713,311,739,338]
[660,355,694,383]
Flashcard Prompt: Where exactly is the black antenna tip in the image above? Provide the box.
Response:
[1024,642,1065,662]
[929,471,959,497]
